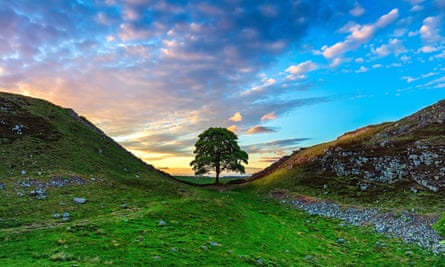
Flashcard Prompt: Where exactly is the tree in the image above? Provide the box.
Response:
[190,127,248,184]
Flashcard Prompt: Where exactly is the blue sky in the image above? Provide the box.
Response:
[0,0,444,175]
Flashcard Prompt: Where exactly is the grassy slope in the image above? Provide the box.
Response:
[0,92,444,265]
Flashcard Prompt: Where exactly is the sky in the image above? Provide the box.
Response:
[1,0,445,176]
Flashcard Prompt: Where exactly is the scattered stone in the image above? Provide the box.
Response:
[285,194,443,253]
[171,247,178,252]
[359,184,369,191]
[30,188,46,199]
[375,223,387,233]
[336,238,345,244]
[12,125,23,135]
[17,192,24,197]
[21,170,27,176]
[209,241,219,247]
[73,197,86,204]
[410,187,418,193]
[53,213,61,219]
[375,241,386,248]
[256,258,264,265]
[304,255,313,261]
[62,212,70,221]
[201,245,208,250]
[158,220,167,226]
[0,183,5,189]
[120,203,128,209]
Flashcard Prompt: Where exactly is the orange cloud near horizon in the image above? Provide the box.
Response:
[229,112,242,122]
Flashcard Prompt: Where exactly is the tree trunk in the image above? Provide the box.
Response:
[215,170,220,184]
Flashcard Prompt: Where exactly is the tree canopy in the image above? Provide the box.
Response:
[190,127,248,184]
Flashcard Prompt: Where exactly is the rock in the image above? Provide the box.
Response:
[12,125,23,135]
[73,197,86,204]
[375,241,386,248]
[201,245,208,250]
[209,241,218,247]
[120,203,128,209]
[336,238,345,244]
[21,170,27,175]
[304,255,314,261]
[30,188,47,199]
[359,184,369,191]
[171,247,178,252]
[0,183,4,189]
[158,220,167,226]
[53,213,61,219]
[63,212,70,218]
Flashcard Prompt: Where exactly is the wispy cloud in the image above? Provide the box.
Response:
[261,112,277,122]
[246,126,276,135]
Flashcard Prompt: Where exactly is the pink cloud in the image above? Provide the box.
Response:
[322,9,399,60]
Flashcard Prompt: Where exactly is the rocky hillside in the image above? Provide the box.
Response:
[249,99,445,193]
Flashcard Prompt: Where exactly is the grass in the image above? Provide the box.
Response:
[1,188,444,266]
[175,176,247,185]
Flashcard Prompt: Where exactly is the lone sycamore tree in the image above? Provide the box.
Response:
[190,127,248,184]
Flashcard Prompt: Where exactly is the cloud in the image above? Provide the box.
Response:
[261,112,277,122]
[229,112,243,122]
[322,8,399,60]
[355,66,368,73]
[285,60,318,80]
[246,126,276,134]
[350,1,365,17]
[419,16,442,43]
[372,38,406,57]
[419,45,438,53]
[243,138,310,154]
[227,125,238,133]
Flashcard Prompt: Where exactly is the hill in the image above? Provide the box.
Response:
[247,99,445,212]
[0,91,182,228]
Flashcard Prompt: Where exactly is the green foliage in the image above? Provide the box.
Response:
[434,213,445,236]
[190,127,248,184]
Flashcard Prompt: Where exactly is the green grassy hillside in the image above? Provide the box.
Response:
[0,92,443,266]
